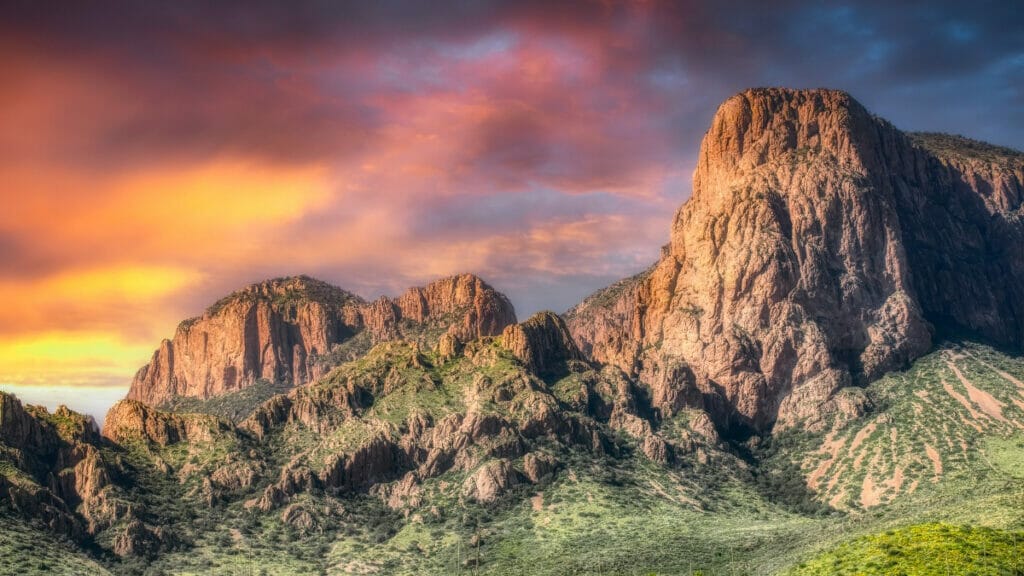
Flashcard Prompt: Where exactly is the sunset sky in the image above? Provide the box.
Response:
[2,1,1023,421]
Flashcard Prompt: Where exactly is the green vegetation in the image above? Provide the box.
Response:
[161,379,292,422]
[910,132,1023,163]
[204,275,360,319]
[786,523,1024,576]
[0,509,111,575]
[3,341,1023,575]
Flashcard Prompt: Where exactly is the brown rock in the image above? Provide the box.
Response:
[385,472,423,510]
[102,400,233,446]
[319,434,405,492]
[210,460,260,491]
[462,459,524,503]
[437,333,463,362]
[394,274,517,342]
[502,312,584,374]
[522,452,558,483]
[280,503,318,532]
[128,276,364,406]
[0,392,55,453]
[568,88,1024,432]
[126,274,515,406]
[112,519,170,558]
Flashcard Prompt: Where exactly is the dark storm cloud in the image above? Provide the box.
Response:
[3,0,1020,169]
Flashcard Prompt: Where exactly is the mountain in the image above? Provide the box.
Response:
[128,274,516,408]
[567,88,1024,434]
[2,88,1023,575]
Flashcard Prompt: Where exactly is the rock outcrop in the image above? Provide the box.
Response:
[462,459,524,503]
[502,312,584,375]
[102,399,234,446]
[567,88,1024,432]
[0,394,126,540]
[127,274,515,407]
[128,276,364,406]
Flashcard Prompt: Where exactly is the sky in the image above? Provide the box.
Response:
[2,0,1022,423]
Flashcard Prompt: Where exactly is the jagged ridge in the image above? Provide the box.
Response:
[128,273,516,408]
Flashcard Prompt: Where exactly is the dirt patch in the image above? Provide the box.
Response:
[943,380,987,425]
[531,493,544,512]
[860,474,883,508]
[947,361,1008,424]
[924,444,943,477]
[887,466,905,494]
[829,488,848,509]
[972,357,1024,393]
[850,422,877,453]
[850,422,878,472]
[807,433,846,490]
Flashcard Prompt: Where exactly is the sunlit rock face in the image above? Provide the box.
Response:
[127,274,516,406]
[567,88,1024,433]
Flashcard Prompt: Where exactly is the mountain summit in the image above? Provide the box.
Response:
[568,87,1024,432]
[128,274,516,406]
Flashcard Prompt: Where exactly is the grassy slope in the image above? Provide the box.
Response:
[159,380,293,422]
[788,523,1024,576]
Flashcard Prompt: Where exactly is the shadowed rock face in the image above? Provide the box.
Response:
[127,274,516,406]
[567,88,1024,433]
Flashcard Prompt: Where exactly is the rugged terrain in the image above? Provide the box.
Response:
[128,274,516,406]
[567,88,1024,433]
[2,88,1023,575]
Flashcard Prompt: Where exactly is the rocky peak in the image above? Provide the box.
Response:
[394,273,517,342]
[0,392,53,452]
[569,87,1024,432]
[126,274,516,409]
[127,276,365,407]
[364,273,517,344]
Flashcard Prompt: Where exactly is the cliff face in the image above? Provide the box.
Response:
[102,400,235,446]
[0,394,121,540]
[127,274,516,407]
[567,88,1024,432]
[502,312,584,375]
[128,276,364,406]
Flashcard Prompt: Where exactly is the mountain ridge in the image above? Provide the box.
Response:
[128,273,517,407]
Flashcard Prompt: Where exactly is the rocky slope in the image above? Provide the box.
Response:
[0,393,130,542]
[128,274,516,407]
[567,88,1024,433]
[2,308,727,568]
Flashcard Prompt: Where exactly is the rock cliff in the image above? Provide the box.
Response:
[0,393,125,540]
[501,312,584,375]
[567,88,1024,432]
[127,274,515,407]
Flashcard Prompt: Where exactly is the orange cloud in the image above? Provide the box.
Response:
[0,11,691,423]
